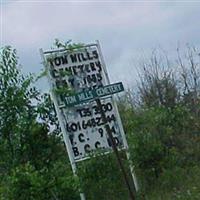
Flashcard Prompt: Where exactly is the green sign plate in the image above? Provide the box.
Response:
[64,82,124,107]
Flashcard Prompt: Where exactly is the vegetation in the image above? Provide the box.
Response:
[0,46,79,200]
[0,44,199,199]
[118,46,200,199]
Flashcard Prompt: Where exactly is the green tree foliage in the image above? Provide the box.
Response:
[0,46,79,200]
[0,46,38,170]
[78,153,131,200]
[118,45,200,199]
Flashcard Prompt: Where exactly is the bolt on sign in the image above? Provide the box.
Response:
[41,43,127,162]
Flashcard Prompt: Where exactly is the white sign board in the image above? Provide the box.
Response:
[43,44,126,161]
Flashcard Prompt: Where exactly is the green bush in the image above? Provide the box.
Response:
[78,153,130,200]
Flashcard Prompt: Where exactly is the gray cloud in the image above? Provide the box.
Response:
[1,1,200,90]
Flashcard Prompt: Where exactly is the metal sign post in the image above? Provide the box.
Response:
[95,98,135,200]
[96,40,139,192]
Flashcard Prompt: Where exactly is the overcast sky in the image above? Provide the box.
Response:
[1,0,200,91]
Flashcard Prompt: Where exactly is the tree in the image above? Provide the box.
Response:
[137,49,179,108]
[117,45,200,199]
[0,46,79,199]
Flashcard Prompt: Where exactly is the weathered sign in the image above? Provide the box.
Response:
[43,44,126,161]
